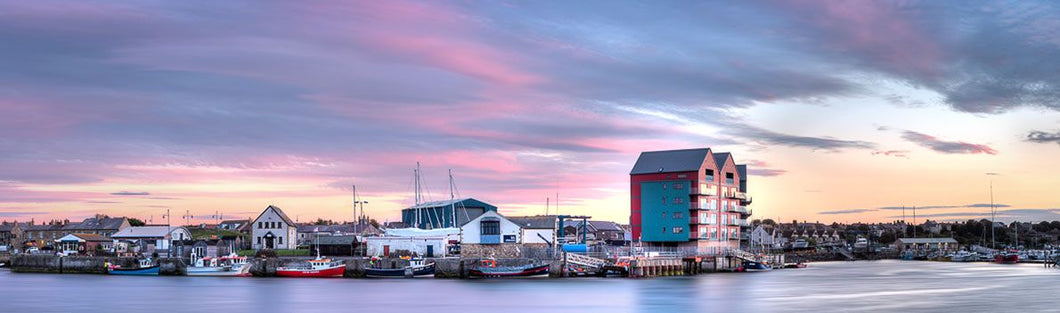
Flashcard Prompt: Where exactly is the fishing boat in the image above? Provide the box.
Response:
[783,262,808,269]
[994,250,1019,264]
[364,259,435,278]
[469,259,550,278]
[186,254,251,277]
[107,258,159,276]
[950,250,978,262]
[741,260,772,272]
[276,256,345,278]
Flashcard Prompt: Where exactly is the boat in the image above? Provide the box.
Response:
[741,260,772,272]
[364,259,435,278]
[186,254,251,277]
[900,250,915,260]
[107,258,160,276]
[783,262,808,269]
[995,251,1019,264]
[276,256,346,277]
[950,250,978,262]
[469,259,550,278]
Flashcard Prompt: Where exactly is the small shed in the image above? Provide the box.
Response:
[55,233,111,256]
[895,237,959,252]
[366,236,447,258]
[311,235,360,256]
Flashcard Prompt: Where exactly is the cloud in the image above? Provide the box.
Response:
[877,203,1011,210]
[900,131,998,155]
[111,191,150,196]
[0,211,47,218]
[872,150,910,158]
[887,208,1060,222]
[1027,130,1060,145]
[820,209,877,215]
[748,168,787,177]
[731,125,876,151]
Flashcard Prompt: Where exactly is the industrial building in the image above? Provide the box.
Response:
[401,198,497,229]
[630,148,753,252]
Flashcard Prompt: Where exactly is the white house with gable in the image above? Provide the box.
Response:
[252,205,298,250]
[460,211,522,244]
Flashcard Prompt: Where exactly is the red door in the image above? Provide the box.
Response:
[383,245,390,257]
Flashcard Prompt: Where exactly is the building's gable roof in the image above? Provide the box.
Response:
[61,233,109,242]
[0,223,20,232]
[713,152,732,171]
[219,219,248,227]
[507,216,557,229]
[254,205,296,226]
[630,148,711,175]
[315,235,358,245]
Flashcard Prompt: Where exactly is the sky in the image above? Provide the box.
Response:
[1,0,1058,225]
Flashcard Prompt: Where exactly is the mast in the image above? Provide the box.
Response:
[415,162,421,228]
[449,169,455,228]
[912,206,916,238]
[990,180,995,250]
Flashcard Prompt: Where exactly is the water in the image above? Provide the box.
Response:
[2,260,1059,312]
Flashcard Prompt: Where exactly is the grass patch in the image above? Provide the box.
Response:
[190,229,247,240]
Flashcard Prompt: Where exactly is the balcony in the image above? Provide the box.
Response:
[725,191,747,200]
[731,205,747,214]
[740,195,752,206]
[690,184,718,196]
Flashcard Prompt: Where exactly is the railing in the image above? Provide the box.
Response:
[691,184,718,196]
[725,191,747,200]
[730,205,747,213]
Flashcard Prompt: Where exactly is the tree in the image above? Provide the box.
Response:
[129,218,146,227]
[369,219,380,229]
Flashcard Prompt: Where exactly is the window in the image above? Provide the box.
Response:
[672,212,684,219]
[257,237,261,244]
[672,197,684,205]
[709,228,718,239]
[662,183,667,190]
[705,169,714,181]
[726,172,735,185]
[278,237,282,245]
[672,227,684,234]
[480,220,500,235]
[258,222,262,229]
[677,174,687,178]
[672,183,684,189]
[709,213,717,225]
[661,196,667,204]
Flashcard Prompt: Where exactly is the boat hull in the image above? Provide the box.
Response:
[108,265,160,276]
[742,261,772,272]
[995,254,1019,264]
[276,265,345,278]
[470,264,550,278]
[365,264,435,278]
[187,266,250,277]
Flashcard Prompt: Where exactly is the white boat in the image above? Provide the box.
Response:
[950,250,978,262]
[186,254,251,277]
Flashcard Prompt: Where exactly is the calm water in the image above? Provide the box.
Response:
[2,260,1059,312]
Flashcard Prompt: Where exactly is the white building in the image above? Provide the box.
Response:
[251,205,298,250]
[507,216,557,245]
[460,211,522,244]
[366,236,447,257]
[112,226,192,255]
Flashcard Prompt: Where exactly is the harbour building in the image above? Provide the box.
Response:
[630,148,753,252]
[401,198,498,229]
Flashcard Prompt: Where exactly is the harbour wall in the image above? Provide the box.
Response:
[9,254,185,275]
[249,257,563,278]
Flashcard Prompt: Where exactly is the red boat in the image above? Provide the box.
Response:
[276,257,346,277]
[994,252,1019,264]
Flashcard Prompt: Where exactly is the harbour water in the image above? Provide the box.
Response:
[2,260,1058,312]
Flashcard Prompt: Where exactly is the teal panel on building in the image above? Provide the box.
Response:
[639,180,691,242]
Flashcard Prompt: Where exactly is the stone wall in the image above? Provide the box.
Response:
[460,243,555,259]
[10,254,184,275]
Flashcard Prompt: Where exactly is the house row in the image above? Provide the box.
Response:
[0,215,131,252]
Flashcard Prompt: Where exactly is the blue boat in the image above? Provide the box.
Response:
[364,262,435,278]
[741,260,772,272]
[107,259,160,276]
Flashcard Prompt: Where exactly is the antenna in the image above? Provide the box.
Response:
[449,169,456,228]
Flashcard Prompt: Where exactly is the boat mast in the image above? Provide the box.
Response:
[449,169,455,228]
[990,179,995,250]
[415,162,421,228]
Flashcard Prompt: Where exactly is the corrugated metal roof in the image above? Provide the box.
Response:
[314,235,358,245]
[630,148,710,175]
[62,217,126,231]
[896,238,958,244]
[113,226,187,238]
[405,198,496,210]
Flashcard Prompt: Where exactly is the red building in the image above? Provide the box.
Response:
[630,148,752,252]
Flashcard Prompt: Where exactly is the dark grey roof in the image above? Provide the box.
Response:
[0,223,20,232]
[62,217,127,231]
[736,164,747,180]
[507,216,557,229]
[713,152,731,170]
[630,148,711,175]
[588,221,623,232]
[23,224,62,231]
[314,235,358,245]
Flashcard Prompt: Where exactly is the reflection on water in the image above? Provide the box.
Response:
[2,260,1059,313]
